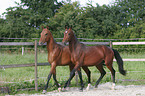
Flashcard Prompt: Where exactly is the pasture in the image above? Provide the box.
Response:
[0,52,145,94]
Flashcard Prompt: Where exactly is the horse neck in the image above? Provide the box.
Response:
[46,35,57,52]
[69,34,80,52]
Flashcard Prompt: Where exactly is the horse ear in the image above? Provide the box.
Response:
[69,25,72,30]
[41,26,44,29]
[46,26,49,30]
[65,25,68,29]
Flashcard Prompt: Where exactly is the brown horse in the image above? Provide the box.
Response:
[39,26,91,93]
[62,27,126,91]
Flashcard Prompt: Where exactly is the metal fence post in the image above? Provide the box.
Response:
[35,40,38,91]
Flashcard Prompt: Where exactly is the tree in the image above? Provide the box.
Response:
[21,0,62,27]
[114,0,145,38]
[47,1,82,37]
[0,0,63,39]
[1,0,145,39]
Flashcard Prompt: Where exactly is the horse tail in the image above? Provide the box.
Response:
[112,49,126,75]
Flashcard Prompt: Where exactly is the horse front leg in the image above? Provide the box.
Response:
[42,73,52,94]
[63,64,84,91]
[63,68,76,89]
[52,68,61,92]
[42,62,56,93]
[68,64,76,85]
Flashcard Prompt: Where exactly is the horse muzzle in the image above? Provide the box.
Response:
[62,41,67,46]
[39,42,44,45]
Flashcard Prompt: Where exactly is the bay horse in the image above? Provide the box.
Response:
[39,26,91,93]
[62,27,126,91]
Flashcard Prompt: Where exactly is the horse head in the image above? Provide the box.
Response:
[39,26,51,45]
[62,26,73,45]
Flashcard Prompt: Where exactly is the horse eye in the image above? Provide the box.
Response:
[45,33,48,36]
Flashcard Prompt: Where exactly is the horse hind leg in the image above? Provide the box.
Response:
[82,66,92,91]
[106,62,116,90]
[95,64,106,88]
[77,68,84,91]
[82,66,91,84]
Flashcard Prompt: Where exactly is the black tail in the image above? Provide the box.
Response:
[112,49,126,75]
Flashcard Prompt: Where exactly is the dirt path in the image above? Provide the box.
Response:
[7,82,145,96]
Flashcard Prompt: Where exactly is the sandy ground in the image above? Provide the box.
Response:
[7,82,145,96]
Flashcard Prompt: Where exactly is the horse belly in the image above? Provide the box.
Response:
[60,54,71,66]
[83,55,103,66]
[60,58,71,66]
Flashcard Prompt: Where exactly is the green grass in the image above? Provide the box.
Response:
[0,53,48,65]
[0,52,145,95]
[120,52,145,59]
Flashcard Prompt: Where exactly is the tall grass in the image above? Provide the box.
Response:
[0,52,145,94]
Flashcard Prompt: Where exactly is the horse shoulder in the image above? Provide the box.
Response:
[71,46,85,64]
[48,45,62,63]
[60,46,71,65]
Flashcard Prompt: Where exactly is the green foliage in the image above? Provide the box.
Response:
[0,0,145,39]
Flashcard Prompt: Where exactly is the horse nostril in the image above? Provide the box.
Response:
[62,41,67,46]
[39,42,43,45]
[64,42,67,45]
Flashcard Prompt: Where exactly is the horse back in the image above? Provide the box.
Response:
[83,45,114,66]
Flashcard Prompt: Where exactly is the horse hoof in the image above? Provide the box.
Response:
[62,88,66,92]
[94,86,98,90]
[86,87,89,91]
[111,83,115,90]
[86,83,91,91]
[79,89,83,92]
[42,90,47,94]
[62,87,69,92]
[58,87,61,92]
[66,87,70,91]
[111,87,115,90]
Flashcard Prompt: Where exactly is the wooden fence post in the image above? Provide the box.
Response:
[109,41,112,48]
[22,47,24,56]
[35,40,38,91]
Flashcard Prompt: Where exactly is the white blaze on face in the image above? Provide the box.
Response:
[65,31,68,34]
